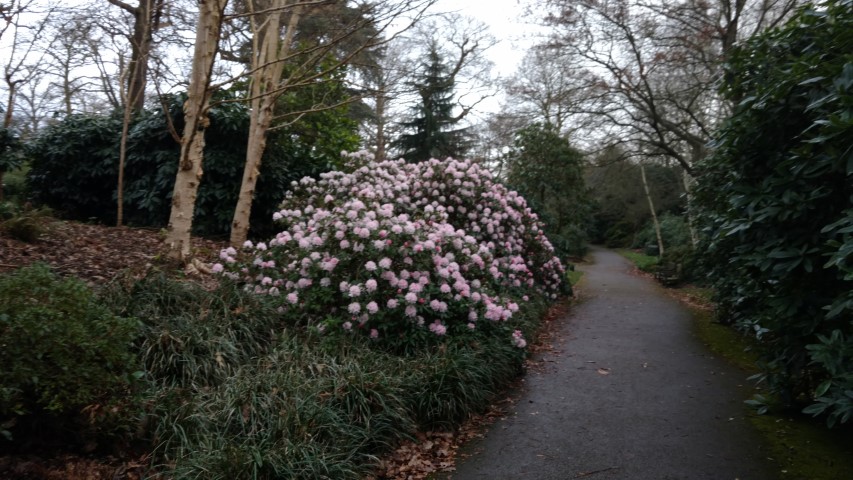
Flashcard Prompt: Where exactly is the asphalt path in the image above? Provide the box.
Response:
[449,247,776,480]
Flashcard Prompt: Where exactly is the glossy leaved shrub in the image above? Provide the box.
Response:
[695,0,853,426]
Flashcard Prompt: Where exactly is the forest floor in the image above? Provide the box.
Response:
[0,219,224,283]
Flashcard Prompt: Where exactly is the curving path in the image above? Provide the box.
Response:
[449,247,776,480]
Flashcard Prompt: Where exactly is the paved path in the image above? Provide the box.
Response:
[450,247,776,480]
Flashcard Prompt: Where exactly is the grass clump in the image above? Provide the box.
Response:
[617,249,659,272]
[98,273,544,479]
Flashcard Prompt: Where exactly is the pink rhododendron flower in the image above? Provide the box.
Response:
[429,321,447,336]
[217,154,566,343]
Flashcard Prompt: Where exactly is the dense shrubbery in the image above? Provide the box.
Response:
[26,90,357,238]
[217,154,565,352]
[0,264,139,441]
[695,0,853,426]
[93,269,548,479]
[505,123,592,258]
[586,153,686,248]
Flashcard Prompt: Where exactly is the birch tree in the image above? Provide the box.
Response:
[164,0,229,260]
[228,0,437,247]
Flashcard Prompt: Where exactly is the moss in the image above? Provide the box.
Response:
[566,269,583,286]
[685,294,853,480]
[749,414,853,480]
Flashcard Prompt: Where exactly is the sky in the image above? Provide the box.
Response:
[428,0,549,116]
[432,0,546,76]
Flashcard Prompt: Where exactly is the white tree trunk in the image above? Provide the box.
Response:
[640,163,665,257]
[165,0,229,260]
[229,1,300,247]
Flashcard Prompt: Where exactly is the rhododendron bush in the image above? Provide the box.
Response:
[216,153,565,349]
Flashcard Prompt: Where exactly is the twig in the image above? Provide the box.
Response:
[575,466,620,478]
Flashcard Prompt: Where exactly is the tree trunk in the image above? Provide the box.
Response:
[165,0,229,260]
[229,1,301,247]
[1,81,16,201]
[106,0,161,112]
[640,163,664,257]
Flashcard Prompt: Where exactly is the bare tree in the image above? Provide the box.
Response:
[104,0,168,112]
[503,47,597,137]
[0,0,54,200]
[226,0,437,246]
[539,0,804,173]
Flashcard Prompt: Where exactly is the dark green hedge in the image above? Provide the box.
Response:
[695,0,853,426]
[26,90,358,239]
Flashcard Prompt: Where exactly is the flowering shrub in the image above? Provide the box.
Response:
[216,153,564,350]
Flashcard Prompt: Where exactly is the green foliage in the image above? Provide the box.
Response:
[101,273,539,479]
[586,149,686,247]
[694,0,853,426]
[617,249,659,273]
[506,123,592,258]
[26,85,359,238]
[394,47,471,162]
[0,264,139,439]
[0,202,52,242]
[0,127,24,174]
[632,213,692,252]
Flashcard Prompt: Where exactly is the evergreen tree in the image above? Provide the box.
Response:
[395,47,469,162]
[506,122,592,257]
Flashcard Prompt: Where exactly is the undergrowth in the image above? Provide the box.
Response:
[97,272,547,479]
[616,249,659,272]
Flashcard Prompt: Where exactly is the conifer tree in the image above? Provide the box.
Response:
[395,46,469,162]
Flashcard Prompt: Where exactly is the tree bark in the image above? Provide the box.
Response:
[640,163,664,257]
[105,0,162,112]
[229,0,300,247]
[165,0,229,260]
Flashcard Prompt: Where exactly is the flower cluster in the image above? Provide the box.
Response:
[216,153,565,348]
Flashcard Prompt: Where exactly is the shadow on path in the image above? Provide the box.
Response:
[449,247,775,480]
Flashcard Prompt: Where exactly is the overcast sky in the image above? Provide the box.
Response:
[432,0,547,76]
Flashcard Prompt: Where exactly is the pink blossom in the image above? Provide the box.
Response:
[348,302,361,314]
[366,301,379,314]
[512,330,527,348]
[370,329,379,339]
[379,257,392,269]
[365,260,377,271]
[349,285,362,297]
[387,298,399,309]
[287,292,299,304]
[212,263,224,273]
[343,321,352,330]
[429,321,447,336]
[405,292,418,304]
